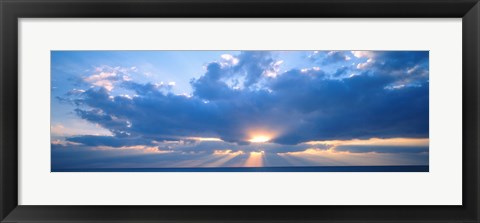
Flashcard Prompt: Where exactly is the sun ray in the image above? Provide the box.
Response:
[205,150,245,167]
[244,151,265,167]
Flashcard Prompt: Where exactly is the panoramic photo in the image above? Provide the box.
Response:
[51,50,429,172]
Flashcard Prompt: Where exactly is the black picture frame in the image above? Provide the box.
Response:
[1,0,479,222]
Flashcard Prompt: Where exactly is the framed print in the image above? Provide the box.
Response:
[1,0,479,222]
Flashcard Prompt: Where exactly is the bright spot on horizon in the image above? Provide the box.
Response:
[249,135,271,143]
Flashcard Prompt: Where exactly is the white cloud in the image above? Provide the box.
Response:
[351,51,374,58]
[264,60,284,78]
[84,66,133,91]
[51,123,112,137]
[67,89,86,95]
[356,58,374,69]
[220,54,239,66]
[407,65,419,74]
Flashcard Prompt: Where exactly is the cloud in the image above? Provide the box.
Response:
[267,69,428,144]
[233,51,277,87]
[66,89,86,96]
[309,51,352,64]
[51,123,111,138]
[67,135,155,147]
[333,145,428,154]
[63,51,429,148]
[356,58,374,69]
[277,147,428,166]
[220,54,239,66]
[352,51,375,58]
[352,51,429,88]
[83,66,133,91]
[306,137,429,147]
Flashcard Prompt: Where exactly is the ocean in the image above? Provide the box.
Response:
[52,165,428,172]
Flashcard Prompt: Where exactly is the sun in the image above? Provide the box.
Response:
[249,135,271,143]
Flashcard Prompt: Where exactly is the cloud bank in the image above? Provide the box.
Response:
[52,51,429,169]
[65,51,428,145]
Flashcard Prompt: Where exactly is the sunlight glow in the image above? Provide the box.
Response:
[186,137,223,142]
[249,136,271,143]
[278,148,417,166]
[213,149,245,156]
[304,137,429,147]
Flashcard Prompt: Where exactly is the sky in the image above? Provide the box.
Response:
[51,50,429,170]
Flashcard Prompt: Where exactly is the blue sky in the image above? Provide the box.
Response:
[51,51,429,170]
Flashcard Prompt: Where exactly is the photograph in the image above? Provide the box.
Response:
[3,0,479,221]
[51,50,429,172]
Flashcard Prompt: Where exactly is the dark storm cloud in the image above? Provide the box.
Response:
[268,69,428,144]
